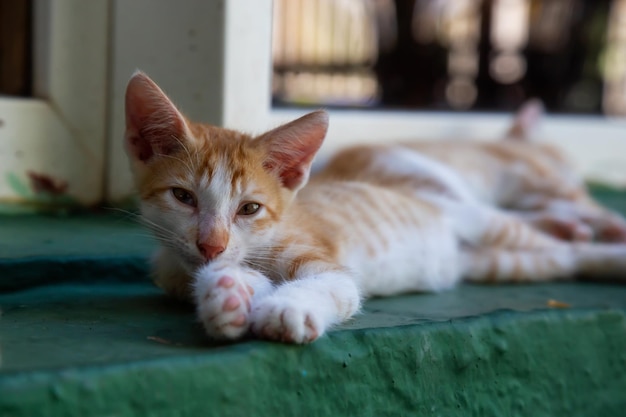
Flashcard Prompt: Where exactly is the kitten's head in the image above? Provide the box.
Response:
[501,99,587,206]
[501,99,626,242]
[124,72,328,270]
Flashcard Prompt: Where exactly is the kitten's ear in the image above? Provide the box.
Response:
[506,99,544,140]
[259,110,329,191]
[125,71,189,162]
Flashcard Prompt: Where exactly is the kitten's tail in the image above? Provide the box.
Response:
[462,243,626,283]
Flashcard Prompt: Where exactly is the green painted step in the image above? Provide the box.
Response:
[1,188,626,416]
[1,282,625,417]
[0,214,154,292]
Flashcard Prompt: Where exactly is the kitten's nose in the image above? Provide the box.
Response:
[197,242,225,261]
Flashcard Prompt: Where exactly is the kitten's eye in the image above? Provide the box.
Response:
[172,187,196,207]
[237,202,261,216]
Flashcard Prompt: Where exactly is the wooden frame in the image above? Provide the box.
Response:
[0,0,32,97]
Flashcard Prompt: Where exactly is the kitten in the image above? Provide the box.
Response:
[402,100,626,243]
[125,72,626,344]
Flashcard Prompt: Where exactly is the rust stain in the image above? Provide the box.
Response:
[27,171,68,195]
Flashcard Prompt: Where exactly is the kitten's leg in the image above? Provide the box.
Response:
[576,243,626,277]
[193,262,274,340]
[597,215,626,243]
[462,247,576,283]
[462,243,626,283]
[512,197,626,243]
[544,200,626,243]
[595,215,626,242]
[152,247,194,301]
[438,201,562,250]
[250,265,361,344]
[512,210,594,242]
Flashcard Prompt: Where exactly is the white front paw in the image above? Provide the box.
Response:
[250,298,322,344]
[193,265,257,340]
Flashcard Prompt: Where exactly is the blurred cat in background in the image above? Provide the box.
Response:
[405,100,626,243]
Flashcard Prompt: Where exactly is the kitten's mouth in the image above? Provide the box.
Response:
[190,253,237,269]
[176,251,206,271]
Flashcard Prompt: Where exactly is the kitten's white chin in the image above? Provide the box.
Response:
[192,255,243,279]
[193,260,227,279]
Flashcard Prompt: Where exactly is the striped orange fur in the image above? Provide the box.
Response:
[125,73,626,344]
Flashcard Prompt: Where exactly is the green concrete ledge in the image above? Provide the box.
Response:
[0,214,153,292]
[1,188,626,416]
[2,282,625,417]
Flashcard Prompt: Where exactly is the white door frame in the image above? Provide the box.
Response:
[106,0,275,203]
[0,0,109,209]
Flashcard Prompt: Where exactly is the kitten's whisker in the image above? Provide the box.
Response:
[149,137,195,177]
[150,231,179,244]
[139,219,180,241]
[156,152,195,178]
[144,234,168,245]
[126,232,161,240]
[103,207,141,222]
[170,134,196,169]
[103,208,179,243]
[243,259,288,283]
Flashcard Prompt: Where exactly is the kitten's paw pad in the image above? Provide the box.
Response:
[548,218,593,242]
[595,219,626,243]
[195,273,253,340]
[251,301,321,344]
[535,213,593,242]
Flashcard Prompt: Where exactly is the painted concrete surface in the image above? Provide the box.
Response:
[0,190,625,416]
[0,214,153,291]
[1,281,625,372]
[1,286,624,416]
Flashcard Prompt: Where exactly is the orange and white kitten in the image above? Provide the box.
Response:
[125,73,626,344]
[404,100,626,243]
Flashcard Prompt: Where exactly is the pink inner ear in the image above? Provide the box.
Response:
[127,135,155,162]
[261,110,329,190]
[125,72,187,162]
[265,144,317,190]
[507,99,544,140]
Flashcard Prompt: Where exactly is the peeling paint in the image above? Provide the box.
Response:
[5,172,31,197]
[3,172,78,211]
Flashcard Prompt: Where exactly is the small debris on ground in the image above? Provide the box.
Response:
[147,336,182,346]
[547,299,571,309]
